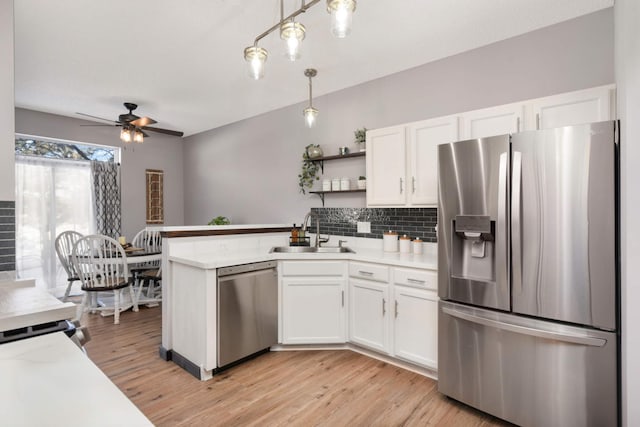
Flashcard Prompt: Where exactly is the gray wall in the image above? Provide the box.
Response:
[615,0,640,424]
[14,108,185,239]
[183,9,614,226]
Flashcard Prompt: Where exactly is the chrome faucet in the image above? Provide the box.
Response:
[301,211,329,247]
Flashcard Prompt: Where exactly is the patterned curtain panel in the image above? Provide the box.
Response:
[91,161,121,238]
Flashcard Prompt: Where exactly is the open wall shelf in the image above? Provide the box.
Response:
[308,151,365,173]
[309,189,366,206]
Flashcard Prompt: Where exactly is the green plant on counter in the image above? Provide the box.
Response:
[208,216,230,225]
[358,175,366,180]
[354,127,367,145]
[298,143,321,195]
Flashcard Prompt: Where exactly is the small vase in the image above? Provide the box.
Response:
[307,145,323,159]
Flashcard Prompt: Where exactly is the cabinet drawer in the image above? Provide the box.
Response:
[349,262,389,283]
[281,261,344,276]
[393,267,437,290]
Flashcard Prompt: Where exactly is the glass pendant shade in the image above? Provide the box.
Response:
[280,21,305,61]
[327,0,356,38]
[120,127,132,143]
[304,106,318,128]
[244,46,268,80]
[133,129,144,144]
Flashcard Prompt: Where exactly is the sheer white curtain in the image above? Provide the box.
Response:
[15,155,95,295]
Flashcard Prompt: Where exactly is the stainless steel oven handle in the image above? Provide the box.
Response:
[442,306,606,347]
[512,151,523,294]
[497,152,509,295]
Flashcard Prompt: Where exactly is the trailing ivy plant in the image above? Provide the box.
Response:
[354,127,367,145]
[298,143,321,194]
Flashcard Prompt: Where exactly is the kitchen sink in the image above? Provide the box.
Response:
[269,246,355,254]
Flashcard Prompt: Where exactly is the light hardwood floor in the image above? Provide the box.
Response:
[83,306,512,427]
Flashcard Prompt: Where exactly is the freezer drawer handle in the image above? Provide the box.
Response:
[407,278,425,284]
[442,306,607,347]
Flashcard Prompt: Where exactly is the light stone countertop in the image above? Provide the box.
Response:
[0,282,77,332]
[169,245,437,271]
[0,332,153,426]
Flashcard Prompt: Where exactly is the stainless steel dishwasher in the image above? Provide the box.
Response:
[217,260,278,370]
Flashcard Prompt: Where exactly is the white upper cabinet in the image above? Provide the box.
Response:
[460,103,524,140]
[366,85,615,208]
[366,125,407,206]
[408,117,459,206]
[530,85,615,130]
[367,116,458,207]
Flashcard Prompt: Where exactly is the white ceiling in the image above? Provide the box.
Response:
[14,0,613,137]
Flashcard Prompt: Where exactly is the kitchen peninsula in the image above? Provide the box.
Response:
[153,224,438,381]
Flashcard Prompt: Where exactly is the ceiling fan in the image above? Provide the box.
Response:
[77,102,184,143]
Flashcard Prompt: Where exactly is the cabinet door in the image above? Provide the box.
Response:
[393,286,438,369]
[461,103,524,139]
[366,125,407,206]
[531,86,614,130]
[349,278,390,353]
[408,116,459,206]
[281,277,345,344]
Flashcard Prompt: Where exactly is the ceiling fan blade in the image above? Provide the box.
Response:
[76,112,119,124]
[130,116,157,127]
[142,126,184,137]
[140,129,149,138]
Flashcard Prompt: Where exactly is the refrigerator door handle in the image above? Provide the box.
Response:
[511,151,523,293]
[442,306,607,347]
[497,152,509,294]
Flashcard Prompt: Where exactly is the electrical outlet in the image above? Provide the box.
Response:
[357,221,371,234]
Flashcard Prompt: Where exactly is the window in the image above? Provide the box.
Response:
[14,135,120,295]
[15,136,118,162]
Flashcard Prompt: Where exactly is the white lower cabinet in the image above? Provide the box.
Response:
[349,262,439,370]
[280,261,346,344]
[349,278,390,353]
[393,285,438,369]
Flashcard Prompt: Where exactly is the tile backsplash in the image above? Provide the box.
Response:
[0,201,15,272]
[311,207,437,242]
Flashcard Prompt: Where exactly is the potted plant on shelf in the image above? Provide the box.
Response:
[354,127,367,152]
[208,216,230,225]
[299,144,322,194]
[357,175,366,189]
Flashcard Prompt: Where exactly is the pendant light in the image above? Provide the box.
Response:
[280,20,306,61]
[244,46,268,80]
[243,0,357,80]
[327,0,356,38]
[303,68,318,128]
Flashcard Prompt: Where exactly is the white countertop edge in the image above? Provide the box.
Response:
[148,224,290,232]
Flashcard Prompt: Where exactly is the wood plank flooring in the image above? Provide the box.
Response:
[83,306,512,427]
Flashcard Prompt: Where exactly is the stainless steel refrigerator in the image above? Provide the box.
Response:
[437,121,619,427]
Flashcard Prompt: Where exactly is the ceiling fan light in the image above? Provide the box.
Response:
[244,46,268,80]
[133,129,144,144]
[327,0,356,38]
[280,21,306,61]
[303,106,318,128]
[120,127,132,143]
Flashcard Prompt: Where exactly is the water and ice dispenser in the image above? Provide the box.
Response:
[450,215,496,284]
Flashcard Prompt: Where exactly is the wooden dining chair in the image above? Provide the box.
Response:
[54,230,83,301]
[71,234,139,324]
[131,229,162,304]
